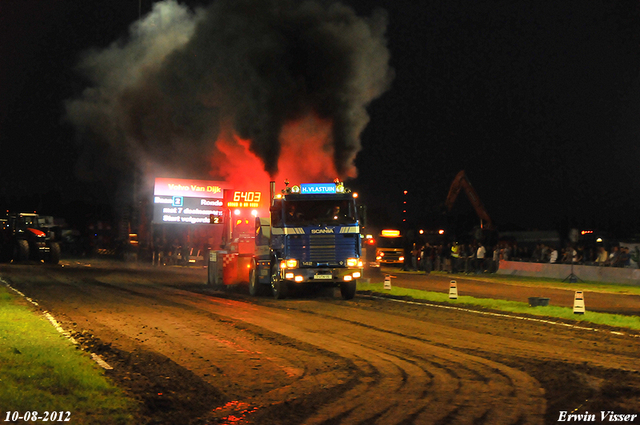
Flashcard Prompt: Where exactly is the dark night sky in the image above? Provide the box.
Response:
[1,1,640,235]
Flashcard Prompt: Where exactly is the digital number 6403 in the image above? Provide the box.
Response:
[4,411,71,422]
[233,191,261,203]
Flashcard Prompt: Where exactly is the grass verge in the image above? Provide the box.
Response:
[358,281,640,332]
[0,286,136,424]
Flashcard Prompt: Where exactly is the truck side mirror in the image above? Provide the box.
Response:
[271,203,282,227]
[358,204,367,227]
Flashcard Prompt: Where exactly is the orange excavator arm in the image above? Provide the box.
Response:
[445,170,493,229]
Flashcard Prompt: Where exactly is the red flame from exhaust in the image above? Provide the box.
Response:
[213,122,269,190]
[211,112,351,193]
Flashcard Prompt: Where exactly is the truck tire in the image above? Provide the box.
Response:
[271,272,288,300]
[340,281,357,300]
[47,242,60,265]
[249,260,263,297]
[14,240,29,262]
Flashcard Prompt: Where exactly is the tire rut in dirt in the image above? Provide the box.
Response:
[230,300,546,424]
[316,340,545,424]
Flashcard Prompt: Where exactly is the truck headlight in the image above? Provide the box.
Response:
[280,259,298,269]
[346,258,359,267]
[286,259,298,269]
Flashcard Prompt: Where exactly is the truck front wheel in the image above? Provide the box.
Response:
[47,242,60,265]
[271,273,288,300]
[340,281,357,300]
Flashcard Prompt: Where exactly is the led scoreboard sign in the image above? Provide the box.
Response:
[225,190,263,208]
[153,177,229,225]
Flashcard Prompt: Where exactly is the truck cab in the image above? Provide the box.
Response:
[250,181,364,300]
[375,229,405,267]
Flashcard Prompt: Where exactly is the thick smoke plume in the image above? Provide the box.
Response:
[66,0,393,193]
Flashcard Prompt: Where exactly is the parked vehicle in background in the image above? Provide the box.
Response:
[0,212,60,264]
[375,229,405,267]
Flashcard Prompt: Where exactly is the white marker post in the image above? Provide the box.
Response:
[449,280,458,299]
[573,291,585,314]
[384,274,391,290]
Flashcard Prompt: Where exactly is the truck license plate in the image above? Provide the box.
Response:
[315,274,333,280]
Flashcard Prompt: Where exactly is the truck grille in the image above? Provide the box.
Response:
[379,249,403,263]
[286,234,358,265]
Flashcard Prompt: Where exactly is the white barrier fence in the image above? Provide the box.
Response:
[497,260,640,285]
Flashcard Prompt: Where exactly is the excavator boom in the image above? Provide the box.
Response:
[445,170,493,229]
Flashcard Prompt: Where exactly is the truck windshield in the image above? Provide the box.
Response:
[13,216,36,230]
[284,199,355,225]
[377,237,403,248]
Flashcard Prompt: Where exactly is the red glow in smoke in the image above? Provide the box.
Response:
[211,113,351,193]
[212,120,270,191]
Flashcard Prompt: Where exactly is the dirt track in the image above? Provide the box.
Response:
[3,260,640,424]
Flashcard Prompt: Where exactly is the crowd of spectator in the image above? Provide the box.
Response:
[406,242,498,274]
[404,240,635,274]
[517,242,633,267]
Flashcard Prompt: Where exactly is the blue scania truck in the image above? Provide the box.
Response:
[249,180,364,300]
